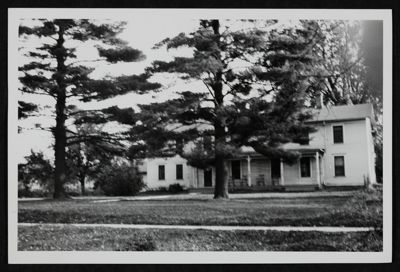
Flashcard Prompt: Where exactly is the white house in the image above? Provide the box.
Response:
[139,104,377,190]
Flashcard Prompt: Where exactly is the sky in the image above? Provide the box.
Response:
[16,18,384,163]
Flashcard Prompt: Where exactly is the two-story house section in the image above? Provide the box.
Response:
[307,103,377,187]
[140,103,377,190]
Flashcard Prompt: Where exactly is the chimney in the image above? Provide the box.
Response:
[316,93,324,109]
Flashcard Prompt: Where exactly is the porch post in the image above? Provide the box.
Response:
[315,152,321,188]
[280,159,285,186]
[247,155,252,186]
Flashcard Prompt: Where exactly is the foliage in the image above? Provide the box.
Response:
[308,21,379,107]
[373,122,383,183]
[18,19,160,198]
[93,162,145,196]
[130,20,322,198]
[66,123,125,195]
[18,101,38,119]
[18,150,55,195]
[168,183,185,194]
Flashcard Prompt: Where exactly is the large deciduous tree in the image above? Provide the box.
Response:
[19,19,160,198]
[309,21,380,108]
[66,123,123,195]
[131,20,322,198]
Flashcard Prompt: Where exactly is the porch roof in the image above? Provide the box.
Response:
[239,145,325,157]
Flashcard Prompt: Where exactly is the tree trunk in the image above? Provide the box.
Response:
[210,20,229,199]
[53,24,68,199]
[213,107,228,198]
[214,153,229,199]
[80,175,86,196]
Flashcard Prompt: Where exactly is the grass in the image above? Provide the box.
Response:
[17,189,383,251]
[18,190,382,228]
[18,225,382,251]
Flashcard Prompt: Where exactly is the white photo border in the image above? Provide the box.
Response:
[8,8,393,264]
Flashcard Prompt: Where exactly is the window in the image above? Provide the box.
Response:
[333,125,344,143]
[176,164,183,180]
[334,156,345,177]
[300,157,311,177]
[158,165,165,180]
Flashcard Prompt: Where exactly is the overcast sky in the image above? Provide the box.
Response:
[16,18,384,162]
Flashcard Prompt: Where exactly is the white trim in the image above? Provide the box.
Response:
[316,152,321,187]
[247,155,252,186]
[365,117,375,184]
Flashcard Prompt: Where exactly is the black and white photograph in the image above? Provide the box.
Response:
[7,8,392,264]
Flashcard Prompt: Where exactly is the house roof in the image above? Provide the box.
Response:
[308,103,375,124]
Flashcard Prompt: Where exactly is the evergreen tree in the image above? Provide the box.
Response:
[19,19,160,198]
[131,20,321,198]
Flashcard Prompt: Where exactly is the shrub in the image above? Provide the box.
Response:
[168,183,185,194]
[18,188,49,198]
[94,162,145,196]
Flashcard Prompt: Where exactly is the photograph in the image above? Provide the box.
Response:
[7,8,392,264]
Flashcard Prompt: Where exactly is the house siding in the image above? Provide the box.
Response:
[320,119,372,186]
[141,106,377,189]
[143,155,194,189]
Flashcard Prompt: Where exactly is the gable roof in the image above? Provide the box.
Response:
[308,103,375,125]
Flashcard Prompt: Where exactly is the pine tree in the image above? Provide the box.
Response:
[19,19,160,198]
[130,20,321,198]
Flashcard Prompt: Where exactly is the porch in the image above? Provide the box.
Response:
[227,148,324,189]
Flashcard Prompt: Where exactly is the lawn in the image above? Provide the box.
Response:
[19,190,382,227]
[18,225,382,251]
[17,189,383,251]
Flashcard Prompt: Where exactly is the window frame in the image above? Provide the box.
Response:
[176,164,183,180]
[334,155,346,177]
[332,124,344,144]
[158,165,165,181]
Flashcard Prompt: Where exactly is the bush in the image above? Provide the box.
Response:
[18,188,49,198]
[94,162,145,196]
[168,183,185,194]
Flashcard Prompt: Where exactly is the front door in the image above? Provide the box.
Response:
[231,160,241,180]
[204,169,212,187]
[271,159,281,185]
